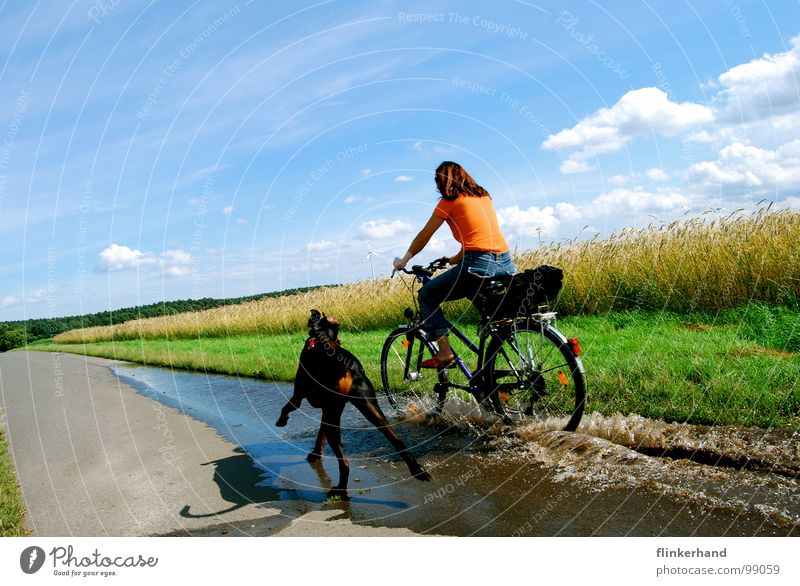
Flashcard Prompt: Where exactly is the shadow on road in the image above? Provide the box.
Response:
[180,448,279,519]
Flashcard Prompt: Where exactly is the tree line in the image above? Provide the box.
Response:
[0,286,323,352]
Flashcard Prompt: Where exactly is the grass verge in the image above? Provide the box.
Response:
[0,427,27,536]
[40,306,799,430]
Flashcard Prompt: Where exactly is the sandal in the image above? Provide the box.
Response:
[420,355,456,369]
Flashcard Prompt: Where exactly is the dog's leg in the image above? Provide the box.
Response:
[278,360,311,427]
[307,424,325,463]
[351,397,431,481]
[321,408,349,496]
[275,395,302,427]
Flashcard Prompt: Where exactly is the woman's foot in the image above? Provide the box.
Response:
[420,354,456,369]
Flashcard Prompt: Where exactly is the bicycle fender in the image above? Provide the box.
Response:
[545,325,586,374]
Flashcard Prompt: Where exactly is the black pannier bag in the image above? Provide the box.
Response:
[474,265,563,319]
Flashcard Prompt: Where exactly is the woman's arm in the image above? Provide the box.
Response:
[394,214,445,268]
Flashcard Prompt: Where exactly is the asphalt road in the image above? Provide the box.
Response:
[0,351,421,536]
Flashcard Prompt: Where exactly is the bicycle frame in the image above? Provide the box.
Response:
[433,313,563,392]
[432,318,484,389]
[405,268,492,390]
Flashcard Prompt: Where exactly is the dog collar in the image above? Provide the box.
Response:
[307,334,339,349]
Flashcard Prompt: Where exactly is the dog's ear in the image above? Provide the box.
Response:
[323,315,340,341]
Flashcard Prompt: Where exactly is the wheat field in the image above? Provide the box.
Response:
[54,209,800,344]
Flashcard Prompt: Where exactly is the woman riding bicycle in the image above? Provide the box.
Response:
[393,161,516,369]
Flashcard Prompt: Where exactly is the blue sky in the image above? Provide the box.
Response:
[2,0,799,320]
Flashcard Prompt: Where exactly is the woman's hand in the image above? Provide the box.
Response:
[395,214,445,271]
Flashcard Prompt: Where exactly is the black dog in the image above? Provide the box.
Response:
[276,309,431,496]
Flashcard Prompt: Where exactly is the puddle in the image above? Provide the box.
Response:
[113,364,800,536]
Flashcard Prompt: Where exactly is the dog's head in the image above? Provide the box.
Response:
[307,309,339,344]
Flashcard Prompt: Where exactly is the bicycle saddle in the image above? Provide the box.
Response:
[477,274,514,296]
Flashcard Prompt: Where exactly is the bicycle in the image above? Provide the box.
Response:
[379,258,585,431]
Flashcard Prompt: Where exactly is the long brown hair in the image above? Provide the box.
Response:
[435,161,490,201]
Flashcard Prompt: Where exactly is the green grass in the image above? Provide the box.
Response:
[41,329,393,382]
[569,310,799,428]
[0,427,27,536]
[38,306,800,430]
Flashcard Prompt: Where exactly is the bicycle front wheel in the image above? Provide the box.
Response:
[380,326,446,412]
[486,320,585,431]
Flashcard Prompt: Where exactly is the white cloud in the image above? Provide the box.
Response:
[237,218,248,225]
[700,77,719,91]
[222,205,234,216]
[609,174,628,186]
[687,140,800,193]
[590,188,691,215]
[560,159,593,175]
[163,249,192,265]
[360,168,372,177]
[716,35,800,122]
[96,244,159,273]
[687,130,714,143]
[344,194,374,204]
[26,289,48,303]
[96,244,192,278]
[394,175,414,182]
[687,160,754,187]
[543,87,713,174]
[305,240,337,251]
[497,205,560,237]
[555,202,582,222]
[162,249,192,278]
[425,235,458,254]
[163,266,191,278]
[645,168,670,182]
[357,219,413,239]
[413,141,424,151]
[782,138,800,161]
[540,188,691,224]
[542,39,800,179]
[2,295,18,308]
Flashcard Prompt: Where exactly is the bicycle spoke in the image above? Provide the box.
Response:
[486,321,585,431]
[381,327,449,412]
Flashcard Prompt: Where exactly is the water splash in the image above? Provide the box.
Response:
[394,401,800,530]
[508,414,800,530]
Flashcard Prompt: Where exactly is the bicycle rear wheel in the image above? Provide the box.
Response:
[486,319,585,431]
[380,326,447,413]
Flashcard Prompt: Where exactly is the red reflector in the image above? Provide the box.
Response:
[567,338,582,356]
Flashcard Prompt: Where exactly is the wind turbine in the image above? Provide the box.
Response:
[365,241,382,280]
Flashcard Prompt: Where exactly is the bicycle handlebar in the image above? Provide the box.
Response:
[391,257,450,278]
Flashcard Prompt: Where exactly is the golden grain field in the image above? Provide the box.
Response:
[54,208,800,344]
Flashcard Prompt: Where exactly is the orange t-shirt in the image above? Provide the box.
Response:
[433,195,508,252]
